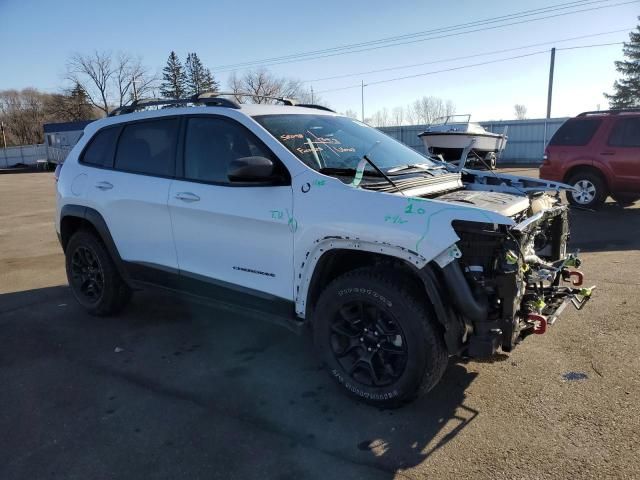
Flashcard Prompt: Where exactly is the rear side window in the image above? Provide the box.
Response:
[549,119,602,146]
[183,117,276,183]
[81,127,120,167]
[608,118,640,147]
[114,119,178,176]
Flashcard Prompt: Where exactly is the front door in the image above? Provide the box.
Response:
[168,116,294,304]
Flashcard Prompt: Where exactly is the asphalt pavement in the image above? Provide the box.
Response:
[1,170,638,479]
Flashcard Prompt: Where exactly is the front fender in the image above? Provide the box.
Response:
[291,170,513,316]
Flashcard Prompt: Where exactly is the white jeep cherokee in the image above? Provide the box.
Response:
[55,94,593,406]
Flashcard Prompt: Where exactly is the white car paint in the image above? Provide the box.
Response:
[56,103,570,318]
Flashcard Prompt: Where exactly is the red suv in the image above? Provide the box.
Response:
[540,109,640,209]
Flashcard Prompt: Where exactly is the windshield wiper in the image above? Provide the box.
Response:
[318,167,383,176]
[386,163,442,174]
[361,154,405,196]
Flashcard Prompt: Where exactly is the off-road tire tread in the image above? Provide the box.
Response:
[315,266,448,406]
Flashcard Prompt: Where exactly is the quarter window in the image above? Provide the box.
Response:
[183,117,276,183]
[549,119,602,146]
[608,118,640,147]
[114,119,178,176]
[81,127,120,167]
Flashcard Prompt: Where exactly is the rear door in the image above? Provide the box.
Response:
[168,115,294,304]
[605,117,640,192]
[86,118,179,276]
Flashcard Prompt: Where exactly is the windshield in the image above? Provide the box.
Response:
[253,114,438,173]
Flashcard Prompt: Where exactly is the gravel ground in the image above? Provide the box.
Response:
[0,169,638,480]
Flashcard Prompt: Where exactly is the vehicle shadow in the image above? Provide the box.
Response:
[568,202,640,253]
[0,285,479,479]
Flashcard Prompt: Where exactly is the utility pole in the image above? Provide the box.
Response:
[543,47,556,153]
[361,80,365,122]
[546,48,556,119]
[310,86,314,104]
[0,122,6,149]
[132,77,139,102]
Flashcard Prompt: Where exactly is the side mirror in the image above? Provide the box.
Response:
[227,156,275,182]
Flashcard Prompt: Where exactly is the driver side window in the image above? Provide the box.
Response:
[183,117,277,184]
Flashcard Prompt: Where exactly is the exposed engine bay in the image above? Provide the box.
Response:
[422,171,595,357]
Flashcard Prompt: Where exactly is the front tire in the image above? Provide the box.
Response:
[567,171,607,209]
[313,267,448,407]
[65,229,132,315]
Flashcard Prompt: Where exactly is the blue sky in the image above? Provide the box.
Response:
[0,0,637,120]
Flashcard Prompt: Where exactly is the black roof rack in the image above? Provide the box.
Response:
[204,91,297,106]
[107,91,335,116]
[296,103,336,112]
[108,94,241,116]
[577,108,640,117]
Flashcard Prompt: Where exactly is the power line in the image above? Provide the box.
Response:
[315,42,623,94]
[303,28,631,83]
[212,0,606,70]
[556,41,626,50]
[212,0,636,71]
[213,0,604,69]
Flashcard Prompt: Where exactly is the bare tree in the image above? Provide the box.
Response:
[514,104,528,120]
[0,89,48,145]
[115,53,155,104]
[409,96,455,125]
[342,109,358,119]
[369,108,390,127]
[391,106,404,126]
[67,51,156,115]
[228,68,305,104]
[445,100,456,117]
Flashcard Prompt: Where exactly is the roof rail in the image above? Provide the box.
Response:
[107,91,335,117]
[577,108,640,117]
[296,103,336,113]
[199,91,297,106]
[108,94,240,117]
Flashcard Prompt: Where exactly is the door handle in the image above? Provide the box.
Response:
[600,151,615,156]
[174,192,200,202]
[95,181,113,190]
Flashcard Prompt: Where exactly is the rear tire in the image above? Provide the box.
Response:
[65,229,132,316]
[313,267,448,407]
[566,171,607,209]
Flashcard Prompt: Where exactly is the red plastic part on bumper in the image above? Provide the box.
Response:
[528,313,547,334]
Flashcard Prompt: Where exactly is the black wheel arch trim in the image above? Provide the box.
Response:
[416,263,466,355]
[60,204,132,284]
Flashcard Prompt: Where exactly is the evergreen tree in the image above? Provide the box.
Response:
[185,52,219,96]
[605,20,640,109]
[68,82,94,119]
[160,51,187,99]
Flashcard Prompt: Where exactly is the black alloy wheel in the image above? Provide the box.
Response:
[70,245,104,303]
[330,300,408,387]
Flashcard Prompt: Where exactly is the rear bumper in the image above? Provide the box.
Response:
[538,164,563,183]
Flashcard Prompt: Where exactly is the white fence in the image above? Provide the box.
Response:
[0,144,47,168]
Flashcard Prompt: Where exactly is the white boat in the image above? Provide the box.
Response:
[418,115,507,169]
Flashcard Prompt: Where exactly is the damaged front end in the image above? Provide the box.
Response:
[438,194,594,357]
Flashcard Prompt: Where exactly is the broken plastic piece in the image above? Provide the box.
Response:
[505,250,518,265]
[568,270,584,286]
[528,313,547,334]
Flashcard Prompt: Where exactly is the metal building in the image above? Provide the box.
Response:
[43,120,93,164]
